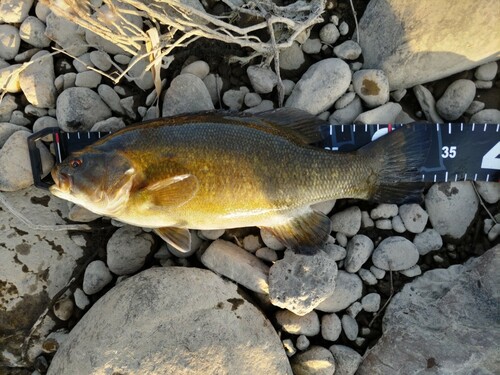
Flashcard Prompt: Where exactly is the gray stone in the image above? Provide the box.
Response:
[0,130,53,191]
[316,271,363,312]
[399,264,422,277]
[276,310,320,336]
[107,226,154,276]
[56,87,112,131]
[334,92,356,110]
[247,65,278,94]
[97,84,125,115]
[82,260,113,295]
[358,0,500,90]
[73,288,90,310]
[203,73,223,105]
[19,51,57,108]
[370,203,398,219]
[354,102,402,125]
[358,246,500,375]
[413,84,444,122]
[244,92,262,108]
[242,234,261,252]
[358,268,378,285]
[255,247,278,262]
[222,88,246,111]
[330,206,361,237]
[201,239,269,294]
[465,100,485,115]
[181,60,210,79]
[90,117,125,132]
[329,96,363,124]
[475,61,498,80]
[35,2,50,21]
[398,203,428,233]
[322,236,347,261]
[475,80,493,89]
[329,345,362,375]
[283,339,296,357]
[285,58,351,115]
[436,79,476,120]
[302,38,322,54]
[361,211,374,228]
[72,53,93,73]
[0,63,22,93]
[283,79,295,96]
[279,42,305,71]
[25,104,48,117]
[375,219,392,230]
[390,88,407,102]
[319,23,340,44]
[336,232,348,247]
[475,181,500,204]
[370,265,385,279]
[244,99,275,114]
[269,251,338,315]
[119,96,137,119]
[333,41,362,60]
[321,313,342,341]
[198,229,225,240]
[68,204,102,223]
[346,301,363,318]
[361,293,381,312]
[392,215,406,233]
[341,314,358,341]
[162,73,214,116]
[413,228,443,255]
[339,21,349,35]
[0,122,24,146]
[48,267,292,374]
[9,110,29,126]
[0,94,17,121]
[296,335,310,351]
[0,0,33,23]
[32,116,59,141]
[19,16,51,48]
[75,71,102,88]
[291,346,336,375]
[470,108,500,123]
[126,49,154,90]
[89,51,112,72]
[372,236,419,271]
[311,199,336,215]
[45,12,88,56]
[344,235,374,273]
[0,24,21,60]
[425,182,478,239]
[261,228,285,250]
[53,297,74,321]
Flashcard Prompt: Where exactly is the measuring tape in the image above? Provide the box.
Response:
[28,122,499,189]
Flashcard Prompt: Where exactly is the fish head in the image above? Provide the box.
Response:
[49,149,136,216]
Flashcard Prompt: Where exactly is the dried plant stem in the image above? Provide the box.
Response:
[368,268,394,328]
[472,182,497,224]
[349,0,360,44]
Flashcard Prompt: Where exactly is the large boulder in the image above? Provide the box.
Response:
[358,0,500,89]
[48,267,292,374]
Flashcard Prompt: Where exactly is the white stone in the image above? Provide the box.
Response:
[244,92,262,108]
[391,88,407,102]
[19,16,51,48]
[344,235,374,273]
[199,229,225,240]
[296,335,310,351]
[90,117,125,132]
[475,181,500,204]
[358,268,378,285]
[162,73,214,116]
[336,232,348,247]
[256,247,278,262]
[322,236,347,261]
[391,215,406,233]
[73,288,90,310]
[488,224,500,241]
[242,234,261,252]
[341,315,358,341]
[329,345,362,375]
[370,266,385,279]
[56,87,112,131]
[329,96,363,124]
[19,51,56,108]
[181,60,210,79]
[413,84,444,122]
[8,110,29,126]
[0,94,17,122]
[25,104,47,117]
[82,260,113,295]
[203,73,223,105]
[400,264,422,277]
[285,58,351,115]
[279,42,305,71]
[361,211,374,228]
[335,92,356,110]
[97,84,125,115]
[475,80,493,89]
[0,64,21,93]
[0,123,24,145]
[375,219,392,230]
[302,38,322,54]
[321,313,342,341]
[470,109,500,123]
[465,100,485,115]
[282,79,295,96]
[269,251,338,315]
[398,204,428,233]
[319,23,340,44]
[247,65,278,94]
[316,271,363,312]
[361,293,381,312]
[355,102,402,124]
[45,12,87,56]
[372,236,419,271]
[291,346,336,375]
[0,0,33,23]
[346,301,363,318]
[222,88,246,111]
[0,24,21,60]
[89,51,112,72]
[201,240,269,294]
[413,228,443,255]
[276,310,320,336]
[370,203,398,219]
[244,99,274,113]
[330,206,361,237]
[425,182,478,239]
[49,267,292,374]
[353,69,390,108]
[53,297,74,321]
[334,41,362,60]
[75,71,102,88]
[339,21,349,35]
[475,61,498,81]
[261,228,285,250]
[436,79,476,120]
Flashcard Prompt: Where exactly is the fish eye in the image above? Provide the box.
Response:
[70,159,83,168]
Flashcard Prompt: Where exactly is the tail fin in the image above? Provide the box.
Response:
[359,124,431,204]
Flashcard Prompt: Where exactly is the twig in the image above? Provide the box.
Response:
[368,268,393,328]
[349,0,360,44]
[472,181,497,224]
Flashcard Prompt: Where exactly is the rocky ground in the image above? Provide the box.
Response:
[1,0,499,374]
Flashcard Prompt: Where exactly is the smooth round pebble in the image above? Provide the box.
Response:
[89,51,112,71]
[329,345,362,375]
[354,102,402,124]
[244,99,274,113]
[53,297,74,321]
[82,260,113,295]
[322,236,347,261]
[73,288,90,310]
[331,206,361,237]
[375,219,392,230]
[361,211,374,228]
[19,16,51,48]
[336,232,348,247]
[370,266,385,279]
[316,271,363,312]
[199,229,225,240]
[361,293,381,312]
[97,84,124,114]
[247,65,278,94]
[279,42,305,71]
[75,71,102,88]
[329,96,363,124]
[400,264,422,277]
[436,79,476,120]
[358,268,378,285]
[352,69,390,108]
[475,181,500,204]
[222,89,246,111]
[398,204,428,233]
[0,25,21,60]
[341,315,358,341]
[344,235,374,273]
[283,79,295,96]
[311,199,336,215]
[296,335,310,351]
[291,346,336,375]
[180,60,210,79]
[413,228,443,255]
[107,226,154,275]
[321,313,342,341]
[203,73,223,105]
[333,41,362,60]
[470,109,500,123]
[335,92,356,110]
[372,236,419,271]
[391,215,406,233]
[261,228,286,250]
[276,310,320,336]
[19,51,57,108]
[244,92,262,108]
[302,38,322,54]
[475,61,497,80]
[255,247,278,262]
[370,203,398,219]
[242,234,261,252]
[319,23,340,44]
[162,73,214,116]
[346,302,363,318]
[283,339,296,357]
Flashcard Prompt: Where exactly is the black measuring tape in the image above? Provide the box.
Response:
[28,122,499,189]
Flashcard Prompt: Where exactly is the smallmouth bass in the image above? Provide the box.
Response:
[50,109,430,253]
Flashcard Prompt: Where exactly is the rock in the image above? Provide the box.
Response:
[53,298,74,321]
[370,266,385,279]
[0,94,17,121]
[82,260,113,295]
[9,110,29,126]
[291,346,336,375]
[488,224,500,241]
[370,203,398,219]
[203,73,223,105]
[311,199,336,215]
[201,239,269,294]
[276,310,320,336]
[475,79,493,89]
[67,204,102,222]
[242,234,261,252]
[261,228,286,250]
[296,335,310,351]
[465,100,485,115]
[0,187,85,367]
[358,268,378,285]
[344,235,374,273]
[19,16,51,48]
[334,92,356,110]
[279,42,305,71]
[302,38,322,54]
[338,21,349,35]
[0,130,53,191]
[398,204,428,233]
[321,313,342,341]
[330,206,361,237]
[97,84,125,115]
[35,2,50,21]
[391,215,406,233]
[436,79,476,120]
[162,73,213,116]
[425,182,478,238]
[475,181,500,204]
[181,60,210,79]
[354,102,402,124]
[336,233,348,247]
[341,315,358,341]
[247,65,278,94]
[242,92,260,108]
[199,229,225,240]
[244,99,275,113]
[399,264,422,277]
[73,288,90,310]
[269,251,338,315]
[475,61,498,80]
[45,12,88,56]
[375,219,392,230]
[316,271,363,312]
[0,24,21,60]
[126,50,154,90]
[0,63,22,93]
[106,226,154,276]
[470,108,500,123]
[49,267,292,374]
[283,79,295,96]
[322,237,347,261]
[90,117,125,132]
[18,51,56,108]
[283,339,296,357]
[390,88,407,102]
[333,41,362,60]
[361,211,374,228]
[75,71,102,88]
[361,293,381,312]
[285,58,351,115]
[413,228,443,255]
[329,96,363,124]
[223,88,246,110]
[357,246,500,375]
[319,23,340,44]
[346,302,362,318]
[255,247,278,262]
[358,0,500,89]
[89,51,112,72]
[0,0,33,23]
[372,236,419,271]
[413,84,444,122]
[0,123,25,146]
[329,345,362,375]
[56,87,112,131]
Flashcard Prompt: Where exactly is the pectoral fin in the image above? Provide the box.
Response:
[154,227,192,253]
[262,210,332,254]
[143,174,199,208]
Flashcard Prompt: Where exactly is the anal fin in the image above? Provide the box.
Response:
[262,210,331,255]
[154,227,192,253]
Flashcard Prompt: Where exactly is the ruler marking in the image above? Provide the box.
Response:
[87,132,90,139]
[436,123,440,132]
[434,174,437,182]
[474,173,478,181]
[377,124,379,131]
[454,174,458,182]
[365,124,367,132]
[341,124,344,133]
[448,123,451,134]
[353,125,356,132]
[461,123,463,132]
[421,174,425,182]
[445,171,448,182]
[329,125,332,136]
[77,132,80,139]
[472,123,475,131]
[484,123,487,132]
[98,132,101,138]
[497,124,499,132]
[464,173,467,181]
[486,174,490,182]
[66,133,70,140]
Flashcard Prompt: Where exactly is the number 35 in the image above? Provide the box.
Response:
[442,146,457,158]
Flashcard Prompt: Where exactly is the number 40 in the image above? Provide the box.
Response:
[442,146,456,158]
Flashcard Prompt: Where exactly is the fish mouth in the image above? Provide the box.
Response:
[50,168,72,193]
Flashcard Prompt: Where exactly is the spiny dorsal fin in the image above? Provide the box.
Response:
[261,209,332,255]
[142,174,199,208]
[154,227,192,253]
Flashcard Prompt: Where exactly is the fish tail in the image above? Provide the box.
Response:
[360,124,431,204]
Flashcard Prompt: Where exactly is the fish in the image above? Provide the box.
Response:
[50,108,430,254]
